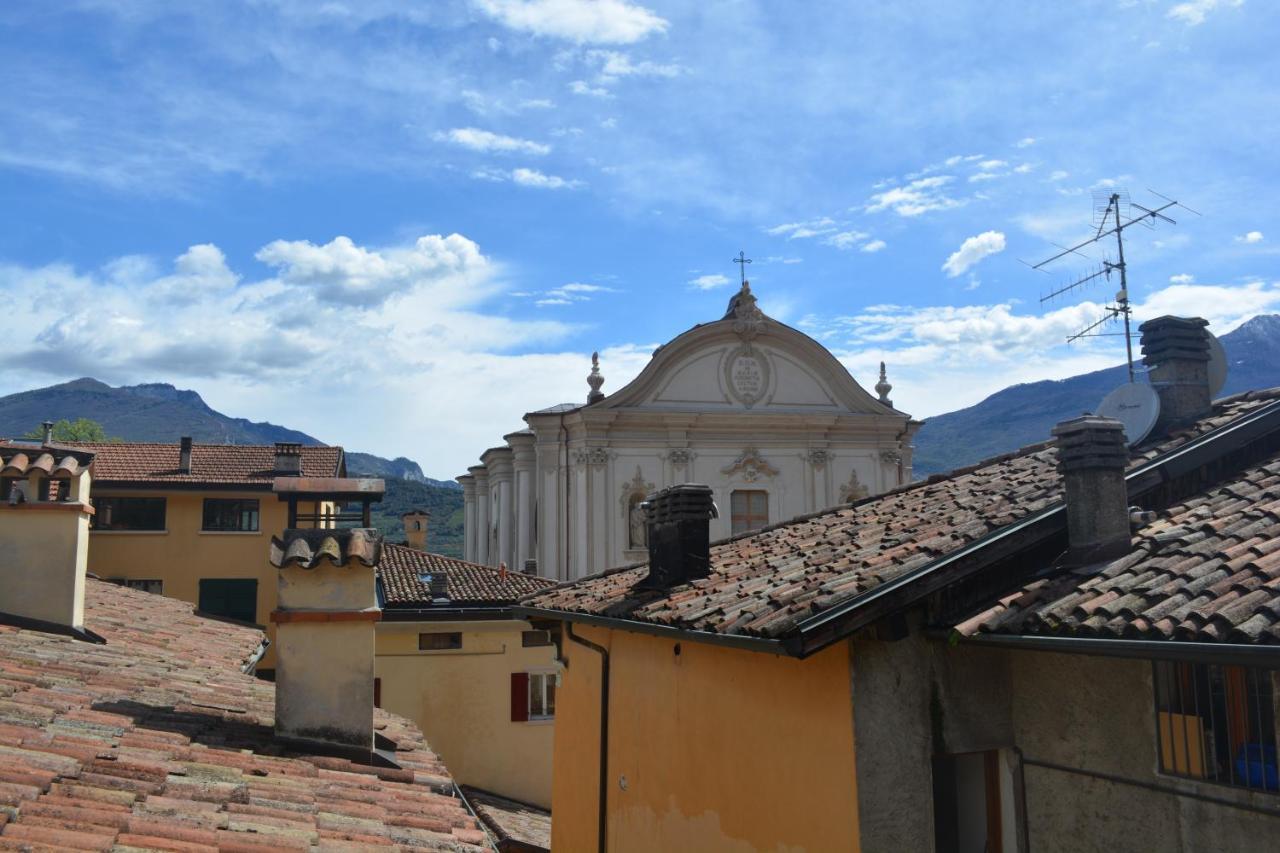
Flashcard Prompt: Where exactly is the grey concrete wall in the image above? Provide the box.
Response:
[851,636,1280,853]
[1009,651,1280,853]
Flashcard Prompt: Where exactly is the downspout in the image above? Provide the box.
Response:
[566,622,609,853]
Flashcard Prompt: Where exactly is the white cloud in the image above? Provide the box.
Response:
[586,50,681,79]
[861,239,887,253]
[1015,137,1037,148]
[535,281,620,305]
[1170,273,1195,284]
[1168,0,1244,26]
[512,167,582,189]
[1049,170,1070,181]
[866,176,964,217]
[1236,230,1264,244]
[1013,163,1034,174]
[978,159,1007,171]
[475,0,668,44]
[436,127,550,155]
[569,79,612,98]
[941,231,1006,278]
[825,230,869,250]
[689,273,731,290]
[767,218,838,240]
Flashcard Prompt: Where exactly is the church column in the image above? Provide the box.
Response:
[483,446,515,571]
[470,465,490,566]
[509,432,537,572]
[457,474,477,562]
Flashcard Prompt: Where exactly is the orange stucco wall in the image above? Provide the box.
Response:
[552,625,860,852]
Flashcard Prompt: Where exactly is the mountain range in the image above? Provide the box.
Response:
[2,313,1276,552]
[910,314,1280,475]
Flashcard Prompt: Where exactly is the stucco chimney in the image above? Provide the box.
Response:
[269,528,383,755]
[636,484,718,591]
[179,436,193,474]
[0,445,95,635]
[401,509,430,551]
[274,442,303,475]
[1052,415,1131,563]
[1139,315,1212,434]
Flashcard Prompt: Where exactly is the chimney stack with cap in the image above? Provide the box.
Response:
[1052,415,1131,563]
[402,509,430,551]
[274,442,303,475]
[268,528,383,755]
[41,421,54,445]
[179,437,193,474]
[636,484,718,591]
[1140,315,1212,434]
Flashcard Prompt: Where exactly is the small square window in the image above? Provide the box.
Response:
[419,632,462,651]
[522,630,553,647]
[202,498,260,532]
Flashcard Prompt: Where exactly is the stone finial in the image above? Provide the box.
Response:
[587,351,605,404]
[875,361,893,406]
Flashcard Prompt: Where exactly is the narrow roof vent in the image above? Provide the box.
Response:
[179,436,193,474]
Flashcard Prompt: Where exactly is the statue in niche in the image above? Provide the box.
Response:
[628,494,648,549]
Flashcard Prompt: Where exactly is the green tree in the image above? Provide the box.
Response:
[23,417,119,443]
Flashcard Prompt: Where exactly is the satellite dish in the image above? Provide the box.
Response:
[1097,382,1161,446]
[1206,332,1227,398]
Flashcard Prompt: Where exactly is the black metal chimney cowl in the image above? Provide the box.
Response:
[637,483,718,592]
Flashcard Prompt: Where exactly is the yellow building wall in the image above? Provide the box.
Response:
[552,626,859,853]
[84,489,327,668]
[375,619,557,809]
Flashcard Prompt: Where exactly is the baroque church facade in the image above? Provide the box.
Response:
[457,282,920,581]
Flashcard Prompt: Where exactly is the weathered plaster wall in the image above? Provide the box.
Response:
[375,619,557,808]
[552,625,860,852]
[275,619,375,748]
[0,502,91,627]
[1009,651,1280,853]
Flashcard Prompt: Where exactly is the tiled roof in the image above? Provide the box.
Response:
[0,580,489,851]
[955,446,1280,644]
[459,787,550,853]
[380,545,555,606]
[525,389,1280,641]
[71,442,343,487]
[0,443,93,479]
[269,529,384,570]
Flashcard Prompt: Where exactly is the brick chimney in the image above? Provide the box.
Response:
[402,509,430,551]
[269,528,383,755]
[1139,315,1212,434]
[1052,415,1131,563]
[179,437,193,474]
[274,442,303,475]
[636,484,718,592]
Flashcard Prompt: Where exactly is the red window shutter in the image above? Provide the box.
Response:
[374,677,382,709]
[511,673,529,722]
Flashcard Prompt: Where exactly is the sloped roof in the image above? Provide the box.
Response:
[524,389,1280,643]
[460,786,550,853]
[269,528,383,570]
[0,580,489,850]
[71,441,343,487]
[380,544,555,606]
[955,446,1280,644]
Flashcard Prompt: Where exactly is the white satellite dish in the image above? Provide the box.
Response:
[1097,382,1161,446]
[1206,331,1227,398]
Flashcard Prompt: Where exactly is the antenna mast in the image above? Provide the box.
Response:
[1031,190,1187,383]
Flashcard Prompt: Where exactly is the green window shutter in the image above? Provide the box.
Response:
[198,579,259,624]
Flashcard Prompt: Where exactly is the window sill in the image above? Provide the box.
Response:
[198,530,263,536]
[91,529,169,535]
[524,717,555,725]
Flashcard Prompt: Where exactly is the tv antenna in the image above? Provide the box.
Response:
[1030,189,1196,382]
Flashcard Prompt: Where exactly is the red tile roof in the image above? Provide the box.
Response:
[0,580,489,851]
[525,389,1280,642]
[71,442,343,487]
[955,445,1280,644]
[380,545,555,606]
[459,787,550,853]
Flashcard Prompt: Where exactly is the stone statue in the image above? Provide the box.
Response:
[628,496,648,549]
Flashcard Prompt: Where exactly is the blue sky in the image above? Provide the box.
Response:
[1,0,1276,477]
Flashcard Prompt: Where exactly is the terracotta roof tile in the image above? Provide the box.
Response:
[0,581,487,851]
[379,544,554,606]
[958,437,1280,643]
[460,786,550,853]
[64,442,343,487]
[526,388,1280,641]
